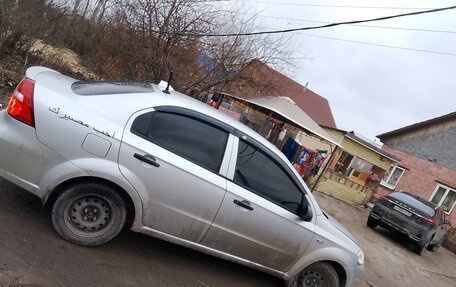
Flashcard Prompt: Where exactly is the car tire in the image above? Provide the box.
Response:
[428,238,443,252]
[414,236,432,255]
[367,216,378,229]
[290,262,339,287]
[52,182,127,246]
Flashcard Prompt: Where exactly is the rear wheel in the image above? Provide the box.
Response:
[291,262,339,287]
[414,236,432,255]
[52,182,127,246]
[429,238,443,252]
[367,216,379,229]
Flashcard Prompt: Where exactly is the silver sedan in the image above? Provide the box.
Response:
[0,67,363,287]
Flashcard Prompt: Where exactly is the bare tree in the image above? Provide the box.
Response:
[72,0,83,14]
[101,0,293,92]
[0,0,72,70]
[1,0,294,94]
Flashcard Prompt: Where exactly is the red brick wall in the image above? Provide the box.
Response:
[375,145,456,225]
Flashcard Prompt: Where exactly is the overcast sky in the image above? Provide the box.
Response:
[223,0,456,141]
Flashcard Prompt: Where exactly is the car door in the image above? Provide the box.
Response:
[201,136,316,272]
[119,106,233,243]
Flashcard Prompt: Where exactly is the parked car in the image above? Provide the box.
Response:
[0,66,364,287]
[368,191,448,255]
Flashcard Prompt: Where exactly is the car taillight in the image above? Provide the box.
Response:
[7,78,35,127]
[424,217,434,225]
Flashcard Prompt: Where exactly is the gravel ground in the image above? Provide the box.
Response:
[0,177,455,287]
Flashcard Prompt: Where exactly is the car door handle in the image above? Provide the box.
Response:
[134,153,160,167]
[233,199,254,211]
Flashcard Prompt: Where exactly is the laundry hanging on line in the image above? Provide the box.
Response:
[281,137,299,162]
[281,137,328,178]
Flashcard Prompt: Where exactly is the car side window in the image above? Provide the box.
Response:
[131,111,229,173]
[234,139,303,213]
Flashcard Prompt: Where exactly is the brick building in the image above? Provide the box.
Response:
[375,112,456,225]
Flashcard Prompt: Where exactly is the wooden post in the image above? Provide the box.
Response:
[311,145,338,193]
[259,110,273,135]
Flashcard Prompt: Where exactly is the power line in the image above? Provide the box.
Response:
[297,33,456,56]
[174,5,456,37]
[250,13,456,34]
[242,0,437,10]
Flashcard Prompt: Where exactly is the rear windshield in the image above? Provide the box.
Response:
[389,192,436,217]
[72,82,155,95]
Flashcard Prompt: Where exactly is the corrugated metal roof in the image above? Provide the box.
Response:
[224,60,337,128]
[226,94,340,146]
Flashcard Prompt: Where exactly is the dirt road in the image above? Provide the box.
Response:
[315,192,456,287]
[0,177,455,287]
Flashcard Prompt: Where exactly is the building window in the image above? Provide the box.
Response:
[380,165,405,189]
[430,184,456,215]
[333,151,354,175]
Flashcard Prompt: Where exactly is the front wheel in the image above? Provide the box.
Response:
[52,182,127,246]
[290,262,339,287]
[367,216,379,229]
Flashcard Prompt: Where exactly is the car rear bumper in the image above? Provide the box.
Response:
[370,212,422,242]
[369,206,432,243]
[0,111,68,198]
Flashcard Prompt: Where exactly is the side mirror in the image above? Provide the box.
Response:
[299,204,313,222]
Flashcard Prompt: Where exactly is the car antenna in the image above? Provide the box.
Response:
[163,71,174,94]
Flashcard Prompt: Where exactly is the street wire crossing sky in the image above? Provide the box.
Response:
[221,0,456,141]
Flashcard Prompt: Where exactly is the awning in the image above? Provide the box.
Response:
[225,94,341,147]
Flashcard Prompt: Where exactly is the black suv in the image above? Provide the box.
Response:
[368,191,448,255]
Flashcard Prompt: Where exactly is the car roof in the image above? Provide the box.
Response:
[389,191,437,217]
[71,81,292,166]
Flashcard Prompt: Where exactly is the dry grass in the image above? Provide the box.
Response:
[30,40,97,80]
